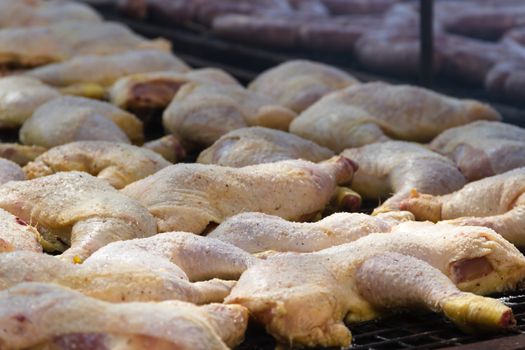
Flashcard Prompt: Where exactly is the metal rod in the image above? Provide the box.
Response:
[420,0,434,87]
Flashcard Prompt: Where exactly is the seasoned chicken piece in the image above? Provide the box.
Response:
[85,231,256,281]
[248,60,358,113]
[26,50,190,90]
[0,158,25,185]
[0,0,101,28]
[109,68,239,113]
[208,211,413,253]
[290,82,501,152]
[122,156,357,233]
[1,231,256,303]
[24,141,171,189]
[198,127,334,167]
[0,143,46,165]
[0,209,41,253]
[0,251,236,304]
[227,223,524,347]
[0,282,248,350]
[0,76,60,128]
[0,22,170,69]
[20,96,144,147]
[400,167,525,247]
[0,171,157,261]
[341,141,466,213]
[143,135,186,163]
[162,83,297,147]
[430,121,525,181]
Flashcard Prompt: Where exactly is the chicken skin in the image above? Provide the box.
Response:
[24,141,171,189]
[143,135,186,163]
[20,96,144,147]
[290,82,501,152]
[208,211,413,253]
[0,282,248,350]
[248,60,358,113]
[162,83,297,147]
[0,157,25,185]
[197,127,334,167]
[0,0,101,28]
[109,68,239,113]
[0,21,170,69]
[0,76,60,128]
[342,141,466,213]
[0,232,256,303]
[26,50,190,91]
[227,223,524,347]
[122,156,357,233]
[400,167,525,247]
[0,143,46,165]
[430,121,525,181]
[0,171,157,261]
[0,208,41,253]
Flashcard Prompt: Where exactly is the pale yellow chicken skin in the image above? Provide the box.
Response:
[24,141,171,189]
[227,223,525,347]
[400,167,525,247]
[0,171,157,261]
[109,68,239,112]
[0,76,60,128]
[162,83,297,147]
[0,282,249,350]
[26,50,190,90]
[0,231,257,304]
[430,121,525,181]
[249,59,359,113]
[208,211,413,253]
[20,96,144,147]
[342,141,467,213]
[198,127,334,167]
[0,208,41,253]
[290,82,501,152]
[122,156,357,233]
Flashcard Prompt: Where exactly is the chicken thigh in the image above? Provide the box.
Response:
[20,96,144,147]
[0,0,101,28]
[208,211,413,253]
[0,171,157,261]
[248,60,358,113]
[143,135,186,163]
[24,141,171,189]
[0,282,248,350]
[400,167,525,247]
[162,83,297,147]
[109,68,239,113]
[290,82,501,152]
[26,50,190,91]
[0,157,24,185]
[122,156,357,233]
[0,208,41,253]
[342,141,466,213]
[430,121,525,181]
[197,127,334,167]
[0,21,169,69]
[0,76,60,128]
[0,142,46,165]
[0,231,256,303]
[227,223,524,347]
